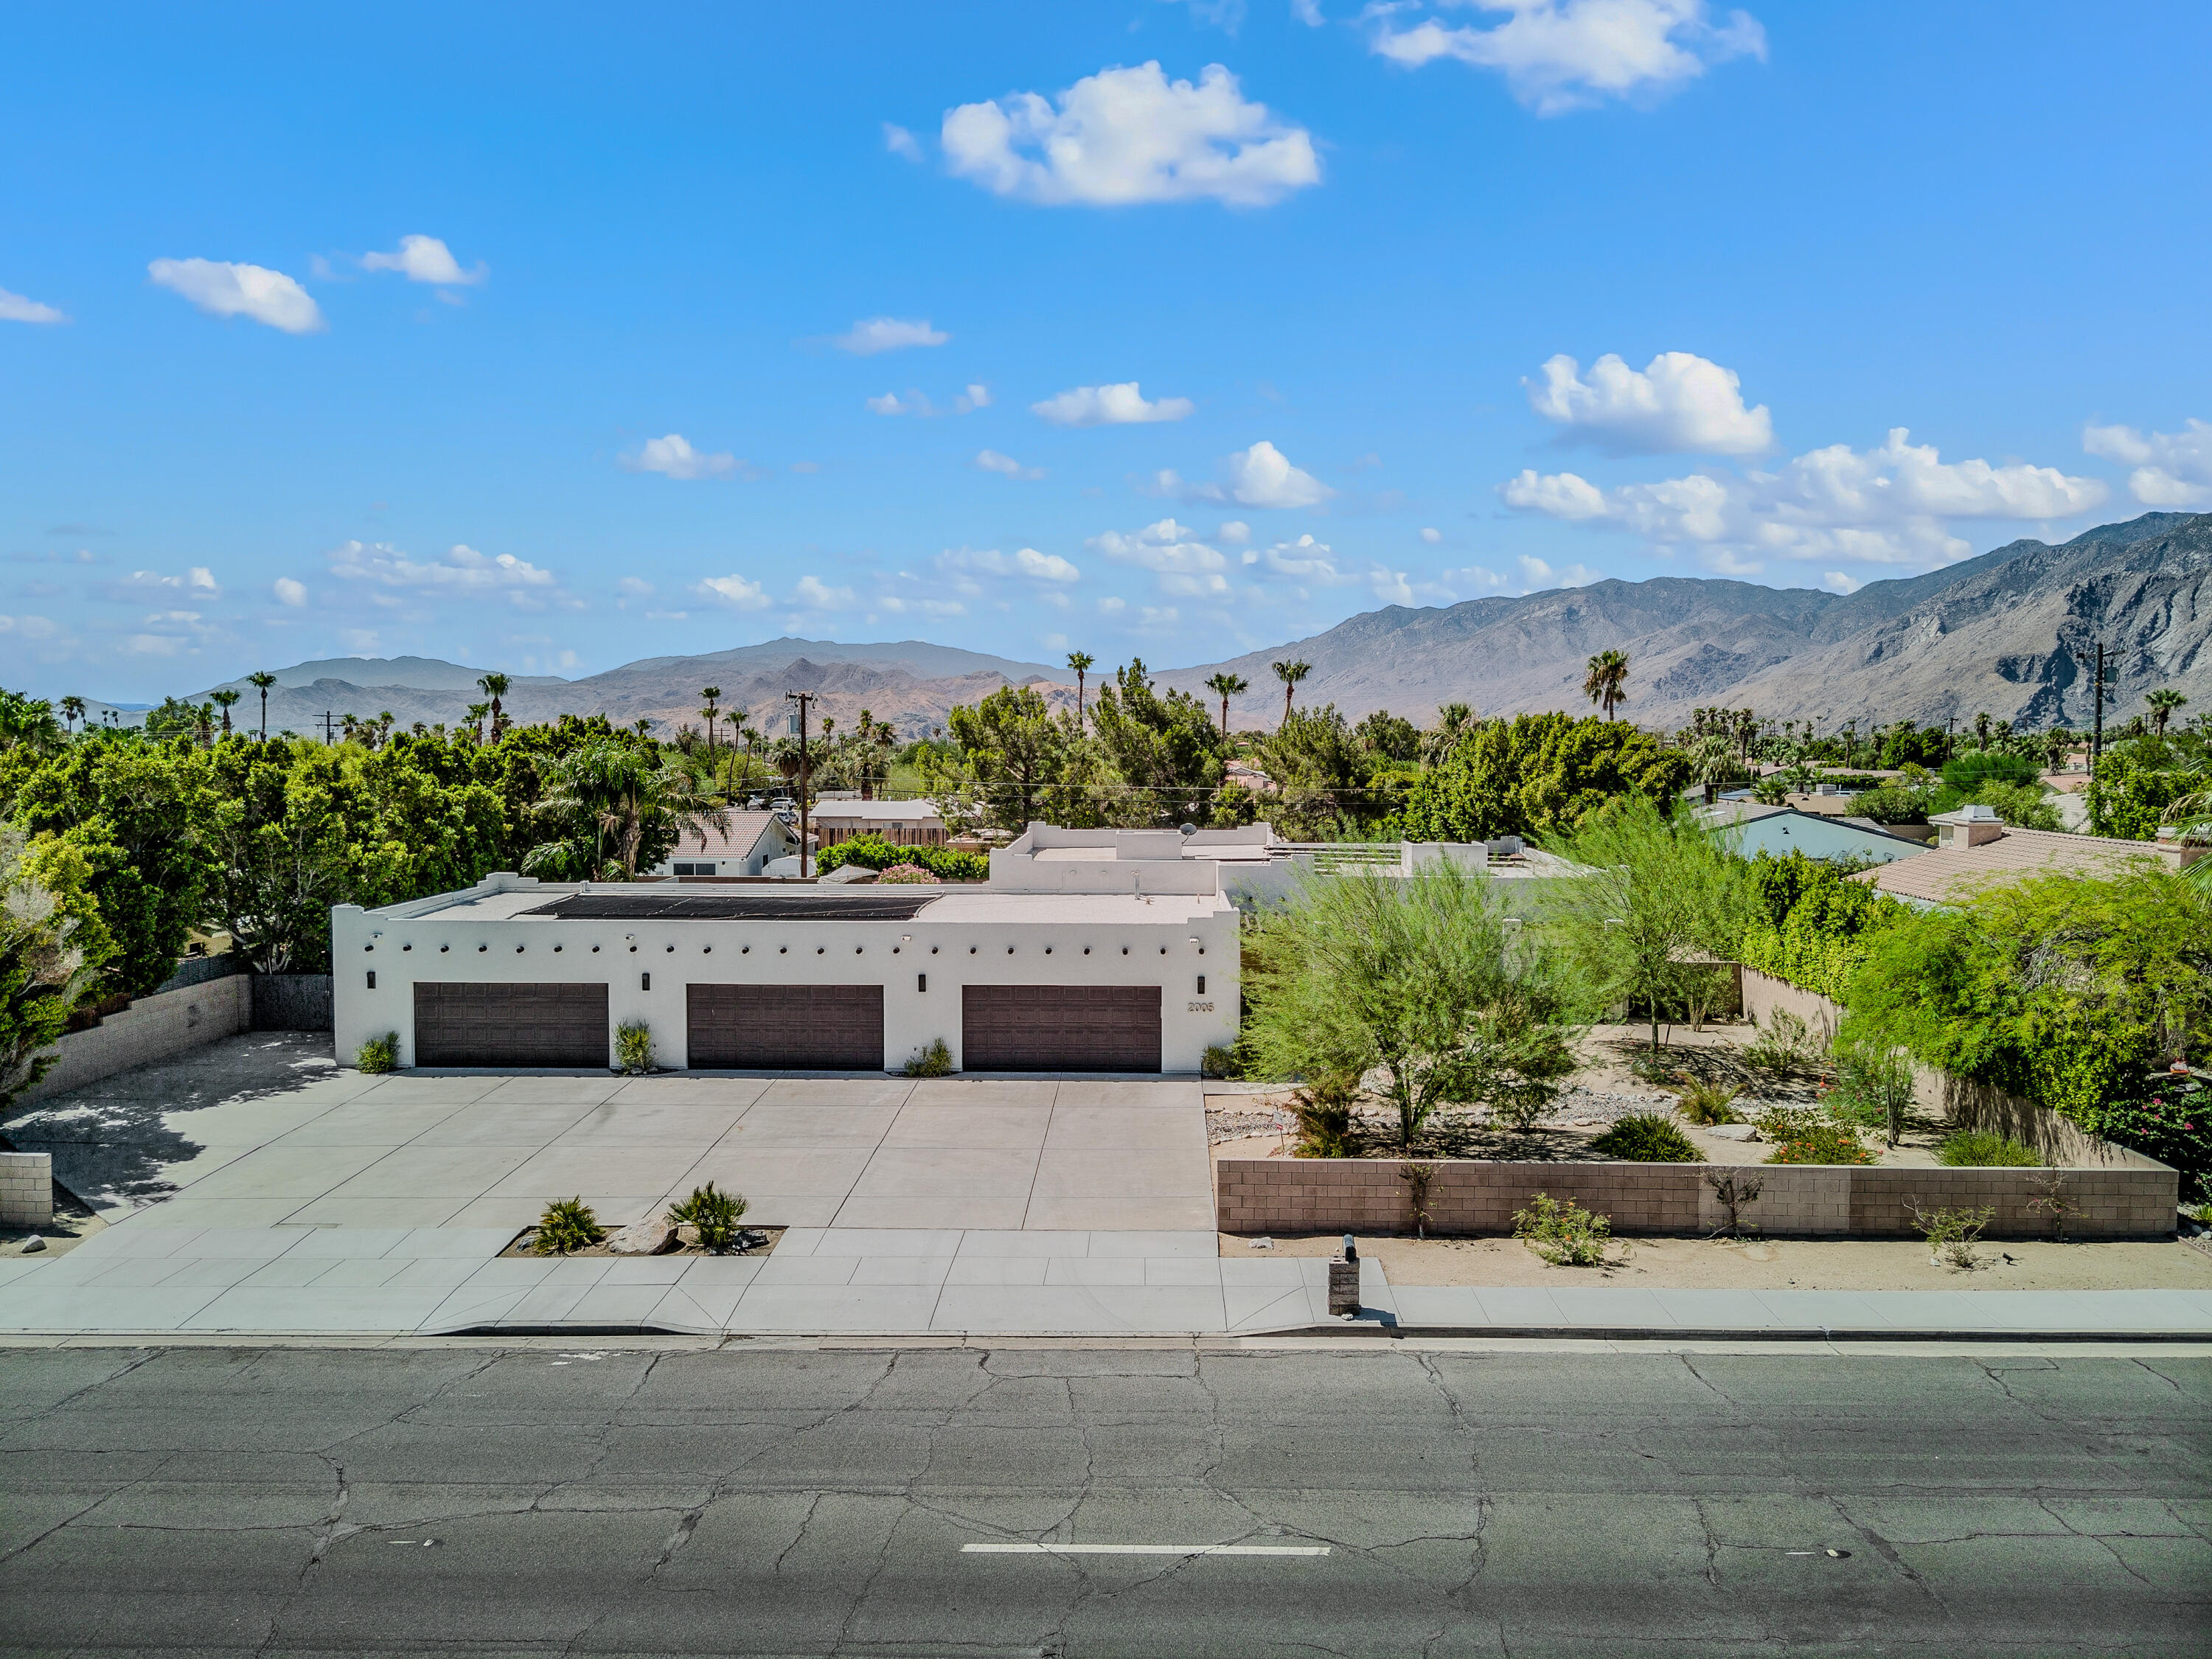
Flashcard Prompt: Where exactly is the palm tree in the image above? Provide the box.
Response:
[700,686,721,758]
[525,742,730,880]
[211,687,240,736]
[1271,658,1311,728]
[192,703,216,750]
[1422,702,1477,765]
[58,695,86,735]
[465,702,490,744]
[1066,651,1094,733]
[1973,710,1992,750]
[1205,672,1248,738]
[340,712,360,745]
[477,672,510,740]
[247,670,278,740]
[1582,650,1629,720]
[2146,687,2188,736]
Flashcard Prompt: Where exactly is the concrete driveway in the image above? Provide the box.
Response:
[3,1034,1216,1235]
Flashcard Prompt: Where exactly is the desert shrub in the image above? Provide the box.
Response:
[1909,1200,1994,1270]
[1677,1079,1742,1124]
[1512,1192,1615,1266]
[613,1020,655,1075]
[532,1196,603,1255]
[902,1037,954,1077]
[817,836,988,882]
[1290,1071,1361,1158]
[1591,1113,1703,1162]
[2083,1082,2209,1199]
[1848,785,1927,825]
[668,1180,748,1249]
[1742,1009,1821,1077]
[1200,1043,1242,1080]
[878,863,941,885]
[1759,1107,1876,1165]
[1824,1040,1916,1145]
[356,1031,399,1074]
[1938,1130,2041,1167]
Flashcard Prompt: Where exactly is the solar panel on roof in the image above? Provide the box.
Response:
[515,890,944,922]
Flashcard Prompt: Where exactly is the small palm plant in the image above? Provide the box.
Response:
[532,1196,604,1255]
[669,1182,749,1250]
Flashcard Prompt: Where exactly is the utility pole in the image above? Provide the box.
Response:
[319,710,337,745]
[785,689,815,879]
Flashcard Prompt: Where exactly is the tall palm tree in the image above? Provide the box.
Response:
[246,670,278,740]
[465,702,490,744]
[340,712,360,745]
[2146,687,2188,736]
[1204,672,1248,738]
[526,742,730,880]
[1582,650,1629,720]
[58,695,86,735]
[1065,651,1094,733]
[192,703,216,749]
[211,687,240,735]
[700,686,721,758]
[1972,710,1992,749]
[1271,659,1311,728]
[477,672,510,740]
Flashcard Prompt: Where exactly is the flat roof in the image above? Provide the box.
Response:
[517,890,945,922]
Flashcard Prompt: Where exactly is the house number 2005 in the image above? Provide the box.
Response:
[1187,1001,1214,1012]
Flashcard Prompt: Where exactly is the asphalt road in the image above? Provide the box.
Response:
[3,1341,2208,1658]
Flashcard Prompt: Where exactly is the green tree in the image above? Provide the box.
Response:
[1399,712,1692,843]
[477,672,511,740]
[1353,709,1422,763]
[1256,705,1380,838]
[2145,688,2188,736]
[1545,796,1759,1051]
[1242,863,1587,1153]
[1204,672,1248,738]
[945,684,1076,832]
[211,687,240,736]
[1089,660,1224,828]
[1065,652,1094,733]
[0,827,103,1110]
[246,670,278,741]
[1582,649,1630,720]
[524,741,727,879]
[1270,658,1311,727]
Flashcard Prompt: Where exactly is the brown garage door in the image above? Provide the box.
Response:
[961,986,1161,1074]
[412,982,609,1068]
[687,984,886,1070]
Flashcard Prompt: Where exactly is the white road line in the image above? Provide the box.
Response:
[961,1543,1329,1557]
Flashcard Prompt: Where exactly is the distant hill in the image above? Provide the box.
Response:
[1157,512,2211,732]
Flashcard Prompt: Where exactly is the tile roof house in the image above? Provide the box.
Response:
[1849,805,2202,907]
[809,797,948,847]
[650,810,801,877]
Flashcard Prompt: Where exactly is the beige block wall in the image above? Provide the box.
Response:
[16,974,251,1105]
[0,1151,54,1228]
[1217,1157,2175,1240]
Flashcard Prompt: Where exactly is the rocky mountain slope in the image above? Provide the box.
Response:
[1158,512,2209,731]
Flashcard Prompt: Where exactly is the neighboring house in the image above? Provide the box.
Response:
[1849,805,2202,908]
[649,810,801,877]
[1698,800,1928,866]
[810,798,948,848]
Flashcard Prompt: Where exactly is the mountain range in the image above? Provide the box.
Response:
[146,515,2208,740]
[1158,512,2211,734]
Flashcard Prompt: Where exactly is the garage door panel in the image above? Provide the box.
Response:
[688,984,885,1070]
[413,983,609,1068]
[961,986,1161,1074]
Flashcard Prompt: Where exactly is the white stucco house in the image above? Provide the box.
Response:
[649,810,801,877]
[810,798,947,848]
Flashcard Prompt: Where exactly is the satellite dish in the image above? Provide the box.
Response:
[1180,822,1197,837]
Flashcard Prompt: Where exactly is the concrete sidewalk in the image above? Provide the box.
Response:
[5,1223,2210,1340]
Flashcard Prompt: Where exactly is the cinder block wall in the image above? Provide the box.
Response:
[0,1151,54,1228]
[1216,1157,2177,1240]
[15,974,253,1105]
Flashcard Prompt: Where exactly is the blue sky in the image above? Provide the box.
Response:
[4,0,2208,701]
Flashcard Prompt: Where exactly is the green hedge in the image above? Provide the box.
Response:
[816,835,989,882]
[1736,852,1905,1003]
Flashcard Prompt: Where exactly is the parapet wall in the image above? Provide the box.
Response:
[1215,1155,2177,1241]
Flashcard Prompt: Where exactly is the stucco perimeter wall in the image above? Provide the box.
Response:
[16,973,252,1105]
[1738,966,2163,1172]
[1215,1158,2177,1240]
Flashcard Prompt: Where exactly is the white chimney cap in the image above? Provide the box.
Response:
[1955,804,2001,821]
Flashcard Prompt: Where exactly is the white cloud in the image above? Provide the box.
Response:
[1821,570,1861,594]
[1031,380,1197,426]
[1088,518,1234,597]
[1372,0,1767,116]
[866,392,910,416]
[1217,520,1251,544]
[868,384,986,418]
[1526,351,1773,455]
[1292,0,1325,21]
[1420,526,1442,543]
[961,383,990,411]
[942,61,1321,208]
[1224,439,1334,508]
[694,574,771,611]
[883,122,924,161]
[1139,605,1182,627]
[0,613,60,639]
[329,540,559,606]
[617,577,654,598]
[361,234,486,286]
[975,449,1046,480]
[120,566,220,596]
[1500,428,2110,571]
[0,285,67,324]
[271,577,307,607]
[622,434,741,480]
[939,546,1082,584]
[1446,556,1601,596]
[835,316,949,355]
[1254,532,1353,583]
[793,574,857,610]
[880,594,969,618]
[148,258,324,334]
[2083,417,2212,509]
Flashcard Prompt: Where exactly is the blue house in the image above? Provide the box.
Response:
[1697,801,1927,866]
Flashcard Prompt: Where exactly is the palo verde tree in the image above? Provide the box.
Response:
[1242,862,1588,1153]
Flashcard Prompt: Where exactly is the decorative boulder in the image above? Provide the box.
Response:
[607,1213,677,1256]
